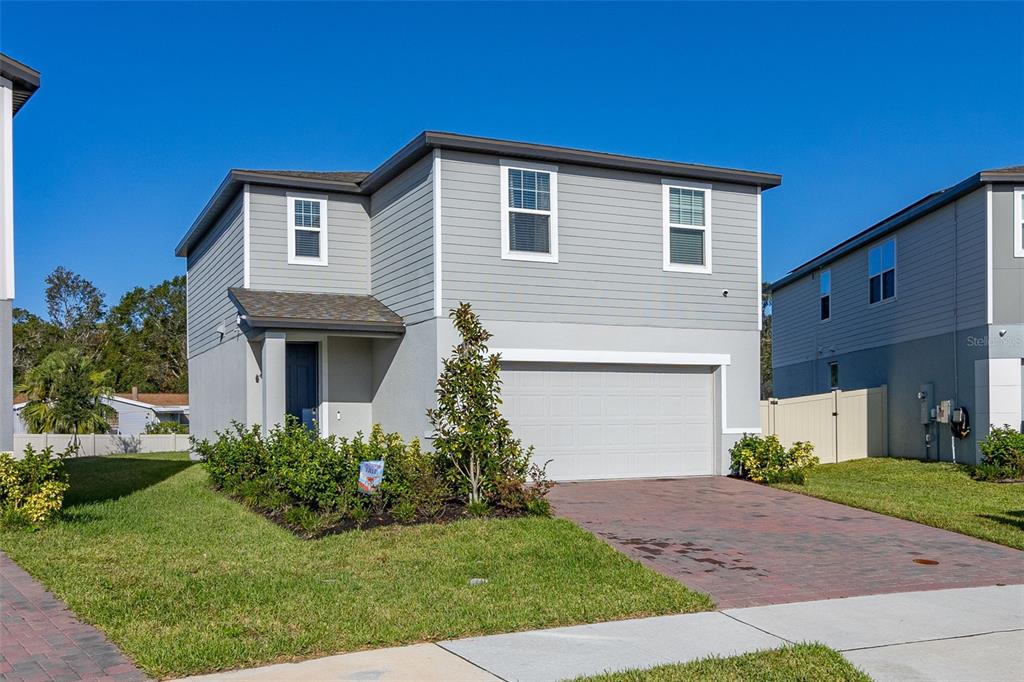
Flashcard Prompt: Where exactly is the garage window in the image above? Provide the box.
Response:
[663,181,712,273]
[500,160,558,263]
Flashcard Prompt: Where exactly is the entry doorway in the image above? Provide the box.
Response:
[286,342,319,429]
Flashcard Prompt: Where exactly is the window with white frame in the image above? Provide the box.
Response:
[499,161,558,262]
[663,181,712,273]
[287,194,328,265]
[829,361,839,389]
[868,238,896,304]
[1014,187,1024,258]
[820,269,831,321]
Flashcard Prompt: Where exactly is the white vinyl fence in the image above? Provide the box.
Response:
[11,433,191,458]
[760,386,888,463]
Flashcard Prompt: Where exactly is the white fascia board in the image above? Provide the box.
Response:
[492,348,731,366]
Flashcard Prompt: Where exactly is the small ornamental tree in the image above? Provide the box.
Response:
[428,303,534,506]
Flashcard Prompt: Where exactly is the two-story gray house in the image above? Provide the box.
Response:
[177,132,780,480]
[772,167,1024,464]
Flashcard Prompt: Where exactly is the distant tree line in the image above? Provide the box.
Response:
[13,267,187,394]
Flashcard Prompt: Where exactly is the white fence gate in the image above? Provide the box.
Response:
[760,386,888,463]
[11,433,191,458]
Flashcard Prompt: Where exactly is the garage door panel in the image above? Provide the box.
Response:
[501,362,716,480]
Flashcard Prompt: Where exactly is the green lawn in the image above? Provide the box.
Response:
[0,453,712,678]
[571,644,869,682]
[773,458,1024,549]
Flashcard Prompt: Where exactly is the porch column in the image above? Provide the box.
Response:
[262,331,286,433]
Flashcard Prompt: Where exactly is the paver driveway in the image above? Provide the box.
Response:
[549,477,1024,608]
[0,552,145,681]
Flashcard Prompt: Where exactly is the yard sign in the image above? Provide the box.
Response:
[358,459,385,494]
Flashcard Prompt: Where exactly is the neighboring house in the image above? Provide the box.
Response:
[13,391,189,436]
[0,54,40,452]
[771,167,1024,465]
[177,132,780,480]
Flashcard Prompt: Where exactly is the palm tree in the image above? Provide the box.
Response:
[17,349,117,451]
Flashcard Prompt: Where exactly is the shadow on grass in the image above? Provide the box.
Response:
[63,456,195,506]
[977,510,1024,532]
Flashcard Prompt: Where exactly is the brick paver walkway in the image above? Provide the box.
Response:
[1,552,146,681]
[550,477,1024,608]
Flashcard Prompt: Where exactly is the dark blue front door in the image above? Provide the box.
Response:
[286,342,318,429]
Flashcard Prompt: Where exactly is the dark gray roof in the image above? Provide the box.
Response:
[228,288,404,334]
[772,165,1024,291]
[0,53,40,115]
[234,169,370,184]
[177,131,782,256]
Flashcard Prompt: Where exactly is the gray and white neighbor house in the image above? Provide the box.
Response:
[178,132,780,480]
[771,167,1024,464]
[0,54,40,453]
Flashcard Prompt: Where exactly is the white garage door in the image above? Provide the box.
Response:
[501,362,716,481]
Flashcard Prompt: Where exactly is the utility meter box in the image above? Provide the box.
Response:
[936,400,951,424]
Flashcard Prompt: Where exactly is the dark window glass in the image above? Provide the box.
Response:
[882,269,895,299]
[869,275,881,304]
[820,295,831,320]
[509,213,550,253]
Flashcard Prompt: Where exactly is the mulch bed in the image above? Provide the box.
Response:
[221,489,528,539]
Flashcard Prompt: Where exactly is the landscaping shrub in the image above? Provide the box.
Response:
[975,425,1024,481]
[730,434,818,484]
[195,413,550,536]
[0,445,71,528]
[428,302,550,509]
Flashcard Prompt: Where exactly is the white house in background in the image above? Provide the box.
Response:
[13,391,189,437]
[178,131,781,481]
[1,54,40,452]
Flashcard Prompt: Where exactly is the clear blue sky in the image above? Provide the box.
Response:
[3,1,1022,316]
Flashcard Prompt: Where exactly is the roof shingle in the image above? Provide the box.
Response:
[228,288,404,333]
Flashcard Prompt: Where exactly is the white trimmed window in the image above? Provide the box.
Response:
[868,238,896,304]
[287,193,328,266]
[500,160,558,263]
[820,269,831,321]
[1014,187,1024,258]
[662,181,712,273]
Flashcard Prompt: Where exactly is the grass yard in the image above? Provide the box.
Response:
[0,453,712,678]
[570,644,869,682]
[773,458,1024,550]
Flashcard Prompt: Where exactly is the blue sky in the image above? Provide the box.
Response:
[3,1,1022,316]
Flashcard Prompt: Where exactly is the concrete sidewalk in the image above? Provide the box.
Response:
[181,584,1024,682]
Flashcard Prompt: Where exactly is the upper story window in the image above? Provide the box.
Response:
[287,193,328,266]
[662,181,712,273]
[499,160,558,263]
[868,238,896,304]
[1014,187,1024,258]
[820,269,831,321]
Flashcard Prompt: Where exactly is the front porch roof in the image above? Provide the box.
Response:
[228,288,405,335]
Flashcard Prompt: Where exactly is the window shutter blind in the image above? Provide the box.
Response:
[294,229,320,258]
[669,188,705,226]
[509,213,550,253]
[669,227,704,265]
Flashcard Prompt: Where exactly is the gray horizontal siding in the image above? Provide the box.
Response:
[772,186,988,368]
[187,193,244,358]
[991,185,1023,324]
[370,154,434,323]
[248,186,370,294]
[440,151,759,329]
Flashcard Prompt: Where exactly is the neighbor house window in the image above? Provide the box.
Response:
[868,238,896,304]
[829,362,839,389]
[663,181,712,273]
[820,269,831,321]
[500,160,558,263]
[1014,187,1024,258]
[287,193,328,266]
